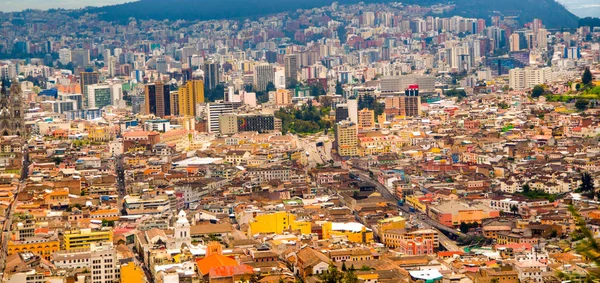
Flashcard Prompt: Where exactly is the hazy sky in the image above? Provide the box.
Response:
[0,0,131,12]
[0,0,598,18]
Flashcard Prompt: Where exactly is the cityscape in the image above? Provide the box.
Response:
[0,0,599,282]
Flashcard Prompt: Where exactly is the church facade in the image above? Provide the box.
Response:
[0,80,24,137]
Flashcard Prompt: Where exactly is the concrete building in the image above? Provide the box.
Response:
[254,63,274,91]
[509,67,552,90]
[334,120,358,157]
[178,80,204,116]
[207,102,234,133]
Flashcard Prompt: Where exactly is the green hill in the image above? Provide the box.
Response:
[89,0,579,28]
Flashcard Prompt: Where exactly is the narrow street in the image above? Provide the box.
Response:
[0,148,29,278]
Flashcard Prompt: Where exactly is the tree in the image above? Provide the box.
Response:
[510,205,519,215]
[343,270,359,283]
[575,99,589,111]
[583,67,593,86]
[318,263,343,283]
[341,262,347,272]
[579,172,595,198]
[459,222,469,233]
[522,184,530,194]
[531,85,545,98]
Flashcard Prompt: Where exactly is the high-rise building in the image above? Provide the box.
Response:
[401,86,421,117]
[380,75,435,93]
[86,83,123,109]
[58,48,71,65]
[357,108,375,130]
[178,80,205,116]
[509,33,520,52]
[509,67,552,90]
[284,54,299,84]
[347,99,358,124]
[334,120,358,157]
[170,91,179,116]
[71,48,90,67]
[80,72,99,107]
[86,84,112,109]
[335,104,349,122]
[203,61,220,90]
[254,63,275,92]
[207,102,233,133]
[145,82,171,117]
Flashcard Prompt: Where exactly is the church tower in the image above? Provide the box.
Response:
[172,210,191,248]
[0,79,24,136]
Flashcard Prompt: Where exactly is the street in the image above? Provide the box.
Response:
[0,149,29,279]
[351,170,463,252]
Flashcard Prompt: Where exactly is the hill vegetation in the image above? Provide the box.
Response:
[89,0,579,28]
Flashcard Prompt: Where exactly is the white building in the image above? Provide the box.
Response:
[509,67,552,90]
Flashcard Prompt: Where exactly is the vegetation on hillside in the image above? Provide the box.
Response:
[89,0,579,28]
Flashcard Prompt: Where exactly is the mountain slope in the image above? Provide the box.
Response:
[89,0,579,28]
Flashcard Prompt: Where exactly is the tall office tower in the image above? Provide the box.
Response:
[178,80,205,116]
[334,120,358,157]
[80,72,99,107]
[401,85,421,117]
[170,91,179,116]
[156,56,168,74]
[145,81,171,117]
[509,33,521,52]
[254,63,274,91]
[284,54,299,83]
[207,102,234,133]
[536,28,549,49]
[203,61,220,90]
[71,48,90,67]
[87,83,123,109]
[347,99,358,124]
[58,48,71,65]
[335,104,349,122]
[86,84,112,109]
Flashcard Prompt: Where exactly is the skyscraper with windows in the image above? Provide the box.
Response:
[253,63,274,92]
[178,80,205,116]
[284,54,299,84]
[203,61,220,90]
[144,82,171,117]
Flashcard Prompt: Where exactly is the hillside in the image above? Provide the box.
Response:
[89,0,579,28]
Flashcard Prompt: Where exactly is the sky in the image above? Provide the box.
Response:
[0,0,598,18]
[0,0,131,12]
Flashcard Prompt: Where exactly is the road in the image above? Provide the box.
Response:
[351,170,463,252]
[295,134,334,169]
[115,154,125,214]
[0,149,29,278]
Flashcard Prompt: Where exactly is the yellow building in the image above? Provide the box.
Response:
[120,262,145,283]
[405,195,427,213]
[357,108,375,130]
[63,228,113,250]
[178,80,205,116]
[87,126,111,142]
[322,222,373,243]
[378,216,406,234]
[248,211,311,236]
[334,121,358,157]
[7,239,60,260]
[275,89,292,106]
